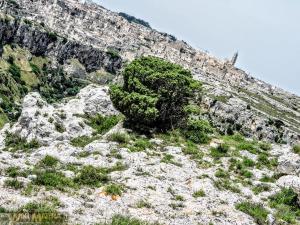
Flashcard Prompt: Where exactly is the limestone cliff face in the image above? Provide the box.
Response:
[0,13,122,74]
[1,0,299,143]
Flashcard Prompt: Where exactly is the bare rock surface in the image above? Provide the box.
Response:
[8,84,117,145]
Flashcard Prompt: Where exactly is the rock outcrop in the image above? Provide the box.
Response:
[8,84,118,145]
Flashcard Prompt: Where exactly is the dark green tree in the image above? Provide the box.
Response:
[109,56,202,131]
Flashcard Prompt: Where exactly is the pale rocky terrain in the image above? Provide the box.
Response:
[0,0,300,225]
[0,84,299,225]
[3,0,300,144]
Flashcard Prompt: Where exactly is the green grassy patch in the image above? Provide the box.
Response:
[236,201,269,225]
[74,165,109,187]
[108,132,130,144]
[269,188,300,224]
[70,135,99,147]
[85,114,121,135]
[4,132,40,152]
[210,143,229,159]
[96,214,160,225]
[292,145,300,155]
[4,178,24,189]
[193,189,205,198]
[104,184,123,196]
[34,171,75,190]
[161,154,182,167]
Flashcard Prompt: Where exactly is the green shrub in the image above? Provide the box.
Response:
[193,190,205,198]
[5,166,28,178]
[104,184,123,196]
[214,179,240,193]
[48,32,58,42]
[259,175,276,183]
[54,122,66,133]
[161,154,181,166]
[242,157,255,167]
[8,63,21,81]
[236,201,269,225]
[182,119,213,144]
[74,166,109,187]
[292,145,300,155]
[4,132,40,152]
[269,188,299,209]
[229,159,253,179]
[39,155,59,167]
[70,135,98,147]
[19,202,55,213]
[107,49,120,59]
[0,207,6,213]
[85,114,120,134]
[30,63,41,75]
[215,169,230,178]
[210,144,229,159]
[182,141,203,160]
[252,184,271,194]
[97,214,160,225]
[110,56,201,132]
[119,12,151,28]
[269,188,300,224]
[108,132,130,144]
[34,171,74,189]
[4,178,24,189]
[130,138,153,152]
[259,142,272,151]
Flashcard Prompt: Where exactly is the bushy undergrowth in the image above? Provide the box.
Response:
[85,114,121,135]
[4,132,40,152]
[292,144,300,155]
[236,201,269,225]
[269,188,300,223]
[182,119,213,144]
[97,214,160,225]
[74,165,109,187]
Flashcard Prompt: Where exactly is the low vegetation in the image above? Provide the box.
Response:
[292,144,300,155]
[4,178,24,189]
[97,214,160,225]
[193,190,205,198]
[0,44,87,129]
[70,135,98,148]
[85,114,121,135]
[74,165,109,187]
[236,201,269,225]
[4,132,40,152]
[108,132,130,144]
[269,188,300,224]
[104,184,123,196]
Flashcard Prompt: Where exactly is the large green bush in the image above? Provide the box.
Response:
[110,56,201,131]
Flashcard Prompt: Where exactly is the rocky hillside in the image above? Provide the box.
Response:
[0,0,300,225]
[3,0,300,144]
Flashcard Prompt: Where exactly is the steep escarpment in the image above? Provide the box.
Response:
[0,13,122,73]
[2,0,299,144]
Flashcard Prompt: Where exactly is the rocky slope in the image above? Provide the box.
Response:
[0,0,300,225]
[0,83,300,225]
[2,0,300,144]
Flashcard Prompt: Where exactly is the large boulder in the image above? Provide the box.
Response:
[277,153,300,176]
